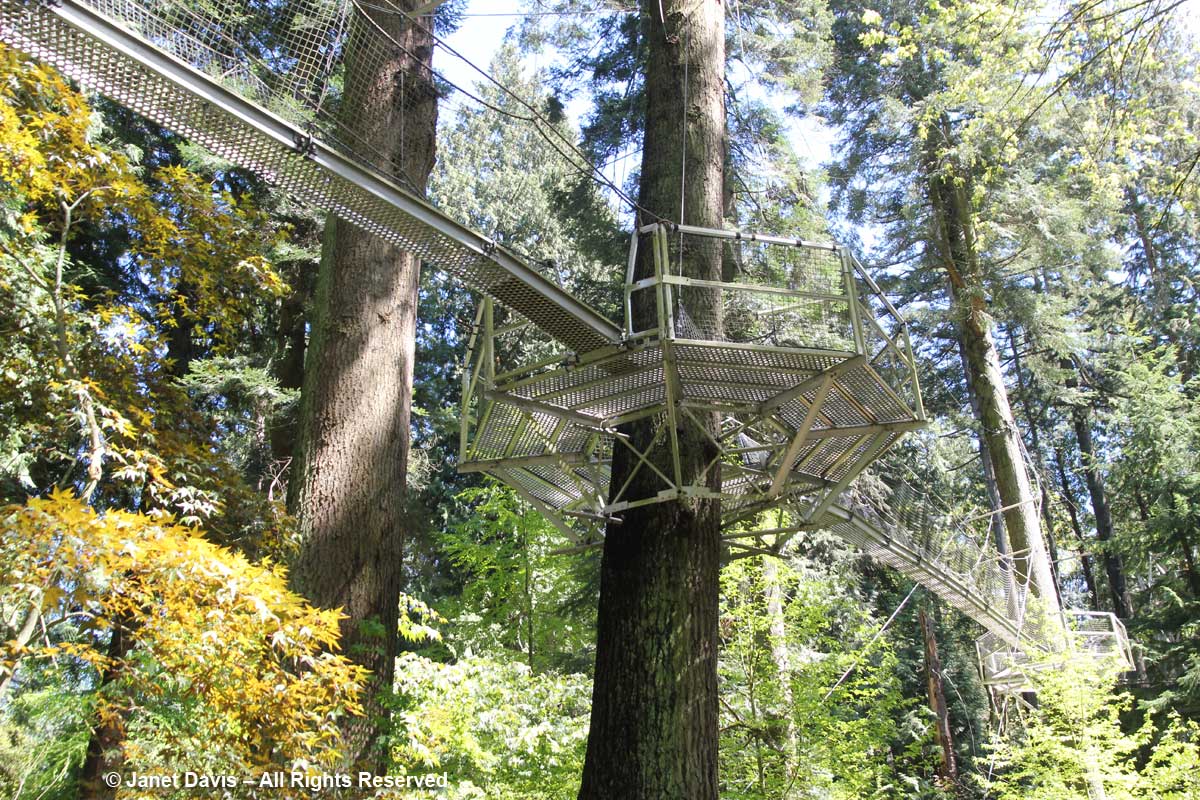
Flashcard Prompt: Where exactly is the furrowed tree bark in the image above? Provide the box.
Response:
[1069,400,1147,681]
[1069,407,1130,620]
[288,1,437,768]
[925,127,1060,619]
[1006,327,1063,600]
[578,2,724,798]
[956,333,1020,619]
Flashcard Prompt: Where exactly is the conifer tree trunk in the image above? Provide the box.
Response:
[1125,187,1193,382]
[1070,408,1130,620]
[578,2,724,797]
[269,265,314,471]
[1070,403,1147,680]
[287,1,437,767]
[78,623,129,799]
[1006,327,1063,597]
[925,129,1060,618]
[919,608,958,791]
[1054,446,1101,611]
[762,555,798,761]
[957,334,1020,619]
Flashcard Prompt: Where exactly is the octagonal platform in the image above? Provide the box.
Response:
[459,224,925,542]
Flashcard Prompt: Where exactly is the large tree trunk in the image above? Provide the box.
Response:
[578,2,724,798]
[925,130,1060,620]
[1006,327,1063,600]
[1069,407,1130,620]
[956,333,1020,619]
[78,622,130,799]
[1070,402,1147,681]
[762,555,798,766]
[269,260,315,473]
[287,1,437,768]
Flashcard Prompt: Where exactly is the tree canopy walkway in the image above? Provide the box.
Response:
[0,0,1132,696]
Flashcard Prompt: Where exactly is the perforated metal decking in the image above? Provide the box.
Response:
[461,224,926,537]
[458,226,1135,676]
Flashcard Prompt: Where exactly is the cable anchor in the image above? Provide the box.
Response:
[292,131,316,157]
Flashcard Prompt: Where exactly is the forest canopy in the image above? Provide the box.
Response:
[1,0,1199,798]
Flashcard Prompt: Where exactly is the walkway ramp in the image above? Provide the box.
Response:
[823,498,1023,644]
[0,0,621,354]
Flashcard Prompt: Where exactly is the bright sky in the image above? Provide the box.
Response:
[1181,0,1200,36]
[433,1,525,100]
[433,0,837,207]
[434,0,1200,202]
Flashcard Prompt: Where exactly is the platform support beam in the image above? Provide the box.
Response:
[770,373,835,496]
[806,431,891,523]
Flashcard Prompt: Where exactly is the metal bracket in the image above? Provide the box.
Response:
[292,131,316,157]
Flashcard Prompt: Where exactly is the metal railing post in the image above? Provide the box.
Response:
[840,246,866,357]
[624,228,639,337]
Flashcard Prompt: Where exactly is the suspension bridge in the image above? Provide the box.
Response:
[0,0,1132,697]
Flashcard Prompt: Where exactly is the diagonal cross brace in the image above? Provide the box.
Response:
[769,372,836,496]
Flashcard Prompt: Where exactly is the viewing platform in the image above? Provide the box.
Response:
[977,611,1136,698]
[459,223,926,537]
[0,0,1133,698]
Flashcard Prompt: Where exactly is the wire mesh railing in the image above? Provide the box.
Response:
[1,0,625,353]
[830,469,1022,633]
[78,0,615,196]
[977,610,1134,694]
[622,226,922,425]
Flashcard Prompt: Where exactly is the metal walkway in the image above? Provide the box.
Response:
[2,0,1132,693]
[0,0,620,354]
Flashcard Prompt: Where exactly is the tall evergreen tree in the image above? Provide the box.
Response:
[823,0,1061,615]
[287,1,439,766]
[577,2,725,797]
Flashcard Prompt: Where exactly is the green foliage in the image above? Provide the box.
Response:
[719,554,930,799]
[3,3,1200,798]
[1103,341,1200,709]
[434,483,594,674]
[0,44,291,549]
[0,684,91,799]
[428,42,622,319]
[0,43,345,797]
[984,651,1200,799]
[390,653,591,799]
